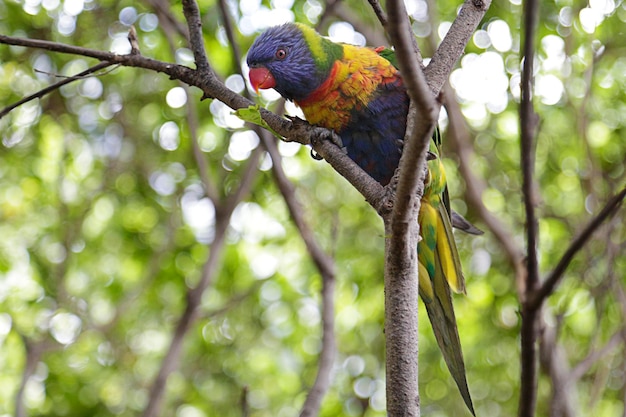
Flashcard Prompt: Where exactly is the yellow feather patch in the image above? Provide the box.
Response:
[296,23,328,66]
[419,261,434,302]
[436,211,462,293]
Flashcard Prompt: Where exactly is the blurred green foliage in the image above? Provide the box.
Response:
[0,0,624,416]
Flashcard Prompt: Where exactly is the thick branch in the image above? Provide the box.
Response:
[518,0,541,413]
[519,0,541,302]
[382,0,490,413]
[384,1,436,415]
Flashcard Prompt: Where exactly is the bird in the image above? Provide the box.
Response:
[247,22,475,415]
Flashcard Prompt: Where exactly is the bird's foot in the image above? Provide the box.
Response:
[309,125,346,160]
[288,116,346,160]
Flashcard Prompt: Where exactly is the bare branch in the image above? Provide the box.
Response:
[519,0,541,301]
[0,61,114,120]
[15,337,58,417]
[538,315,578,417]
[383,0,490,413]
[425,0,492,95]
[442,85,526,285]
[367,0,388,27]
[384,1,435,414]
[217,0,244,73]
[185,83,221,202]
[261,133,337,417]
[241,386,250,417]
[530,186,626,310]
[571,330,623,381]
[0,33,388,213]
[299,267,336,417]
[142,148,262,417]
[146,0,189,39]
[518,0,541,412]
[181,0,212,73]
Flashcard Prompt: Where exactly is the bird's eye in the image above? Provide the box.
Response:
[275,49,287,60]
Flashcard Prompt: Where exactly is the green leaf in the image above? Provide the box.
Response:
[234,105,282,139]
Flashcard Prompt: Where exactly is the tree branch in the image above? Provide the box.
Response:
[0,61,114,120]
[424,0,492,95]
[529,185,626,310]
[382,0,490,413]
[0,32,388,213]
[368,0,388,27]
[383,1,437,415]
[519,0,541,302]
[181,0,212,74]
[442,85,526,283]
[538,315,577,417]
[142,147,262,417]
[261,132,337,417]
[571,329,623,381]
[216,3,338,414]
[518,0,541,412]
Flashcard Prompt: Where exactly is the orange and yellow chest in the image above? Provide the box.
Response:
[295,44,400,132]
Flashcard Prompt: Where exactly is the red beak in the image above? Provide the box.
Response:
[248,67,276,93]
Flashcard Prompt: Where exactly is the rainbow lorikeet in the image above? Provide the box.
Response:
[247,23,475,415]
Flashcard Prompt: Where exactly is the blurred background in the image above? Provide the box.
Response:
[0,0,624,416]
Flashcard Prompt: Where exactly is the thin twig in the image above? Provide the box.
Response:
[146,0,190,40]
[199,281,265,320]
[0,61,114,119]
[217,0,243,72]
[571,330,623,381]
[424,0,492,95]
[367,0,388,27]
[530,186,626,310]
[181,0,212,74]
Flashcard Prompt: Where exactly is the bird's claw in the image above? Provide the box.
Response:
[309,126,346,161]
[310,149,323,160]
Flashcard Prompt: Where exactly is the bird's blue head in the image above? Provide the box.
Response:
[247,23,342,101]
